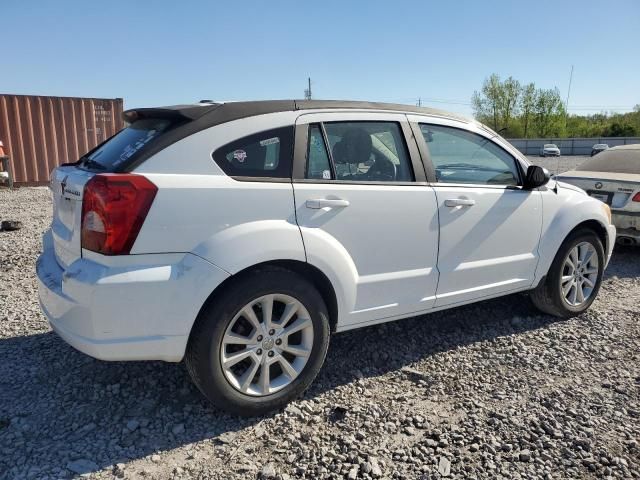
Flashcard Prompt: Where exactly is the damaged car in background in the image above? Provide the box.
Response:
[557,144,640,246]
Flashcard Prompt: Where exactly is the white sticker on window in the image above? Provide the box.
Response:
[259,137,280,147]
[233,149,247,163]
[322,170,331,179]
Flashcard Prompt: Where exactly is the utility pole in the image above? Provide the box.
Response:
[304,77,312,100]
[417,97,422,107]
[565,65,574,130]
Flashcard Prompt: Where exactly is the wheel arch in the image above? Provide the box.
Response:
[568,219,608,254]
[534,216,609,287]
[192,259,339,336]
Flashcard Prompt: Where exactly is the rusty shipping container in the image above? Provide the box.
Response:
[0,94,124,185]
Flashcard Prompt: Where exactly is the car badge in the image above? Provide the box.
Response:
[61,175,68,195]
[595,182,603,190]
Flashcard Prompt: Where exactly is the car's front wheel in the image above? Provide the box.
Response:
[185,267,330,416]
[530,229,605,318]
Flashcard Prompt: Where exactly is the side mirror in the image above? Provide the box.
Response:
[524,165,550,189]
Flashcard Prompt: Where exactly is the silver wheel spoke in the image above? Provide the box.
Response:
[569,248,579,269]
[569,284,578,305]
[283,317,312,336]
[583,277,595,288]
[278,302,299,326]
[239,359,260,392]
[584,267,598,275]
[261,295,274,329]
[223,332,255,346]
[563,280,574,296]
[277,355,298,379]
[258,360,270,395]
[582,247,594,265]
[576,281,585,304]
[561,275,574,285]
[282,344,311,358]
[223,349,253,368]
[241,306,261,331]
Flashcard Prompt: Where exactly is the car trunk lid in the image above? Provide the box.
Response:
[556,170,640,209]
[49,166,95,269]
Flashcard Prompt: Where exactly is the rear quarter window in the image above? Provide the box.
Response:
[212,126,294,179]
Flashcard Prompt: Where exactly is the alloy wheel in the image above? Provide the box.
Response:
[220,294,314,396]
[560,242,599,307]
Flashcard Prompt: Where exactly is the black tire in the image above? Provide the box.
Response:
[185,266,330,416]
[530,229,605,318]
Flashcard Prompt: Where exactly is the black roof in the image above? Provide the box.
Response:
[123,99,473,128]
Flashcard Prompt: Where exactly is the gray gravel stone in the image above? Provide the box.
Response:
[1,185,639,479]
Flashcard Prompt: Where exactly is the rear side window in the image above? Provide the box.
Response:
[213,126,294,178]
[304,121,414,182]
[82,118,173,170]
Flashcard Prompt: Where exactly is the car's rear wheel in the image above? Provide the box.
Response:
[530,229,605,318]
[185,267,330,416]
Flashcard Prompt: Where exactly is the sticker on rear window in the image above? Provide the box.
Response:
[259,137,280,147]
[233,149,247,163]
[322,170,331,179]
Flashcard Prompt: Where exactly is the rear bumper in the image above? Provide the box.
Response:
[37,230,229,362]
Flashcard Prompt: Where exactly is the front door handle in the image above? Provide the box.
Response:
[306,198,350,209]
[445,198,475,207]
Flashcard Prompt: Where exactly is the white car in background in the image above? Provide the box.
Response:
[540,144,561,157]
[37,100,615,415]
[557,144,640,246]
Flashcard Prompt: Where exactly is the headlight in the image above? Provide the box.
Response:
[601,202,612,224]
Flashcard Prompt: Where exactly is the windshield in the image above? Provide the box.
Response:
[544,144,557,148]
[576,148,640,174]
[80,118,173,171]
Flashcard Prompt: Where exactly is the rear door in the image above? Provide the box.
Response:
[292,112,440,328]
[409,116,543,307]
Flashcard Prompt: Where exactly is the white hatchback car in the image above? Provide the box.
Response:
[37,100,615,415]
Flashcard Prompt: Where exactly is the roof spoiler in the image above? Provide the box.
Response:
[122,103,221,123]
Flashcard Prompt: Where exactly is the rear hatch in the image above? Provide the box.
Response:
[47,113,193,269]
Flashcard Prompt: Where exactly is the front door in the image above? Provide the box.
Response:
[293,113,440,328]
[411,119,543,307]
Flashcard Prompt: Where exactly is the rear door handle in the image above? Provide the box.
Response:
[445,198,475,207]
[306,198,350,209]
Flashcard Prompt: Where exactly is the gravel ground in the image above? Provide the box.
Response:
[1,184,639,480]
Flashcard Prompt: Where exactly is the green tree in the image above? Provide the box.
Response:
[471,74,521,133]
[533,88,565,137]
[498,76,521,132]
[520,83,536,138]
[471,73,502,130]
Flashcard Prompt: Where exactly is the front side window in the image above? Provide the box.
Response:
[420,124,520,186]
[213,126,294,178]
[305,121,414,182]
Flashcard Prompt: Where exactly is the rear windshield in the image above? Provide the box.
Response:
[80,118,173,171]
[576,148,640,174]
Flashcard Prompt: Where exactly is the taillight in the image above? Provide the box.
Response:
[633,192,640,202]
[81,174,157,255]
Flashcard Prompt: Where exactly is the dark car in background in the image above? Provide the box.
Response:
[591,143,609,156]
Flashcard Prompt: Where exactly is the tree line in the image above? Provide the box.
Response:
[471,74,639,138]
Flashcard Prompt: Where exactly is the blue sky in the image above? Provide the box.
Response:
[3,0,639,116]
